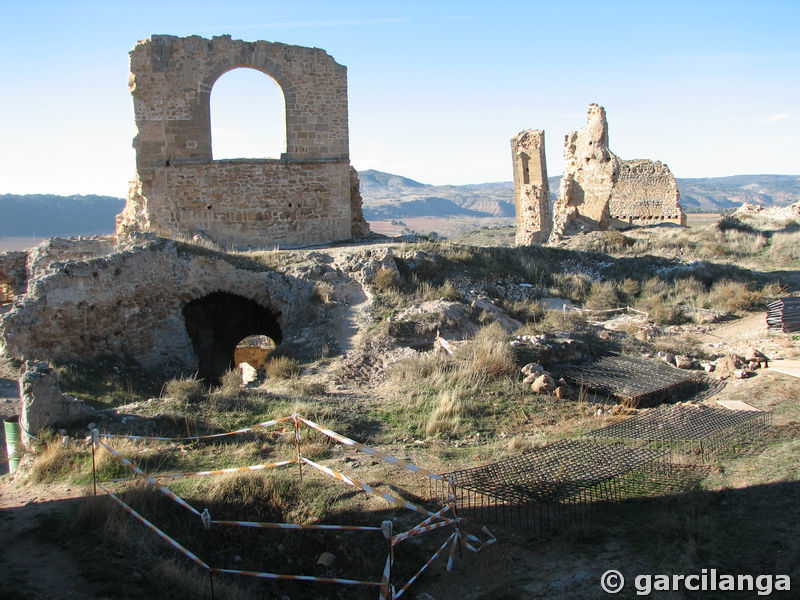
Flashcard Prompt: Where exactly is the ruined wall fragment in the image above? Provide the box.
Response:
[550,103,684,240]
[609,159,685,225]
[117,35,357,248]
[511,129,551,245]
[349,167,371,238]
[0,236,308,375]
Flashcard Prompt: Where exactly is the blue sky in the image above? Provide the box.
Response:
[1,0,798,197]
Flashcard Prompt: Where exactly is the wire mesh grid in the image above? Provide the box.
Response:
[436,440,670,535]
[587,403,772,461]
[558,354,700,406]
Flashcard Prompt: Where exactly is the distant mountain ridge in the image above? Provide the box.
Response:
[360,169,800,218]
[0,194,125,237]
[2,172,799,239]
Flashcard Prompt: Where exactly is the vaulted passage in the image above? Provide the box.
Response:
[182,292,282,382]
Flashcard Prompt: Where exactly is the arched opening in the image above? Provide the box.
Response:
[233,335,276,372]
[182,292,282,383]
[210,67,286,160]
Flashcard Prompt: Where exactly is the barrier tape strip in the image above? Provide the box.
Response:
[212,520,383,532]
[114,459,299,482]
[211,567,384,587]
[97,439,201,518]
[392,505,453,545]
[96,482,210,571]
[299,456,434,517]
[394,532,457,598]
[98,416,293,442]
[297,417,444,481]
[380,553,393,600]
[392,518,457,545]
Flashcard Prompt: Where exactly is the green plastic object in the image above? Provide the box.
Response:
[4,416,22,474]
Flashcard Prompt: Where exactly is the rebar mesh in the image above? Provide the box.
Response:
[437,440,669,535]
[587,404,772,461]
[558,354,699,407]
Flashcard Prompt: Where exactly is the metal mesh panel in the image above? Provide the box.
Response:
[438,440,669,535]
[587,404,772,460]
[558,354,700,406]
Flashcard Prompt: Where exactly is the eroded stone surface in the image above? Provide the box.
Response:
[20,361,93,442]
[511,129,551,245]
[550,104,685,239]
[116,35,368,248]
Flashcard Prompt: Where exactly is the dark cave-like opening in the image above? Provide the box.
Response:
[182,292,282,383]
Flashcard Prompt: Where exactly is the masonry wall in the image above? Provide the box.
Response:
[124,160,352,247]
[609,159,685,225]
[117,34,357,248]
[511,129,551,245]
[0,237,312,374]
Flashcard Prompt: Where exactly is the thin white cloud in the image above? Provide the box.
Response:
[201,17,409,32]
[759,112,791,124]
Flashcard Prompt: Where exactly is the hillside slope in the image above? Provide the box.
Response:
[361,170,800,218]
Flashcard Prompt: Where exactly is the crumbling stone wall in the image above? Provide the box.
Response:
[0,236,315,375]
[511,130,551,245]
[349,167,371,237]
[117,34,365,248]
[609,159,684,224]
[550,104,684,239]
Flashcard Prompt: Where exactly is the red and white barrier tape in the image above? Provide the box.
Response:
[212,520,383,532]
[96,482,210,571]
[394,532,458,598]
[300,456,434,517]
[211,567,384,587]
[98,416,293,442]
[97,439,201,517]
[297,416,444,481]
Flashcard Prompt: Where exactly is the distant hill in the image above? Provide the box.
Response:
[2,172,799,239]
[0,194,125,237]
[360,170,800,218]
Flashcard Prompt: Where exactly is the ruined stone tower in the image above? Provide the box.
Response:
[117,35,367,248]
[550,103,685,239]
[511,130,551,245]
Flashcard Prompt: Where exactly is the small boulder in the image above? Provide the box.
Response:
[531,374,556,394]
[675,355,693,369]
[554,385,571,399]
[521,362,546,376]
[663,353,676,366]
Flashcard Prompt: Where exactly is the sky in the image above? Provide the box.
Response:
[0,0,798,197]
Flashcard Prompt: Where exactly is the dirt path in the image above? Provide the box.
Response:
[0,481,104,600]
[695,312,798,360]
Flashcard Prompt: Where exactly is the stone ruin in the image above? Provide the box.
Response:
[512,103,685,245]
[511,130,551,245]
[116,34,369,248]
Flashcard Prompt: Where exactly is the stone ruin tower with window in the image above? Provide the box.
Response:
[117,34,369,248]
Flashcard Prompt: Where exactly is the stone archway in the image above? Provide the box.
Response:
[182,292,282,382]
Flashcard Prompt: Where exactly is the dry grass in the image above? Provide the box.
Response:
[264,356,301,380]
[707,280,762,313]
[425,386,467,436]
[163,375,205,404]
[28,431,88,483]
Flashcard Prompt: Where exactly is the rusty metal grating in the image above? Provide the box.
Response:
[437,440,669,535]
[558,354,699,407]
[587,403,772,460]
